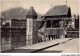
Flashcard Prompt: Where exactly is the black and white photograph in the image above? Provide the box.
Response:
[0,0,79,53]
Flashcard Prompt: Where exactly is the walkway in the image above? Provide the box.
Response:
[2,38,73,53]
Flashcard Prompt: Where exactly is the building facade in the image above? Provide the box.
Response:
[67,15,79,38]
[38,5,71,41]
[1,18,26,51]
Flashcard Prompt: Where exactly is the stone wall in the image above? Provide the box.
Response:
[1,37,11,51]
[1,28,12,52]
[26,18,38,45]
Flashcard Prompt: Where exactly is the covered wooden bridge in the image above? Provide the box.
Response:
[38,5,71,41]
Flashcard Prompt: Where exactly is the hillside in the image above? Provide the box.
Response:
[1,7,42,20]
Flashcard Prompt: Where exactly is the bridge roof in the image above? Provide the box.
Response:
[43,5,71,18]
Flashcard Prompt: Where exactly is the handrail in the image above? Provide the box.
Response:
[46,27,65,29]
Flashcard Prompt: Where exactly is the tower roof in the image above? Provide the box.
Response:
[43,5,71,18]
[26,6,38,19]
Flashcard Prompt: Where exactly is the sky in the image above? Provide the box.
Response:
[0,0,79,15]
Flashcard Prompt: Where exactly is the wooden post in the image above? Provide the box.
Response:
[0,29,1,53]
[9,30,12,49]
[51,20,53,28]
[0,18,1,52]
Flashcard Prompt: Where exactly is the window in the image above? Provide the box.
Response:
[52,20,59,28]
[46,20,51,28]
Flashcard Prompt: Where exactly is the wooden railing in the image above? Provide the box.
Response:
[45,28,59,35]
